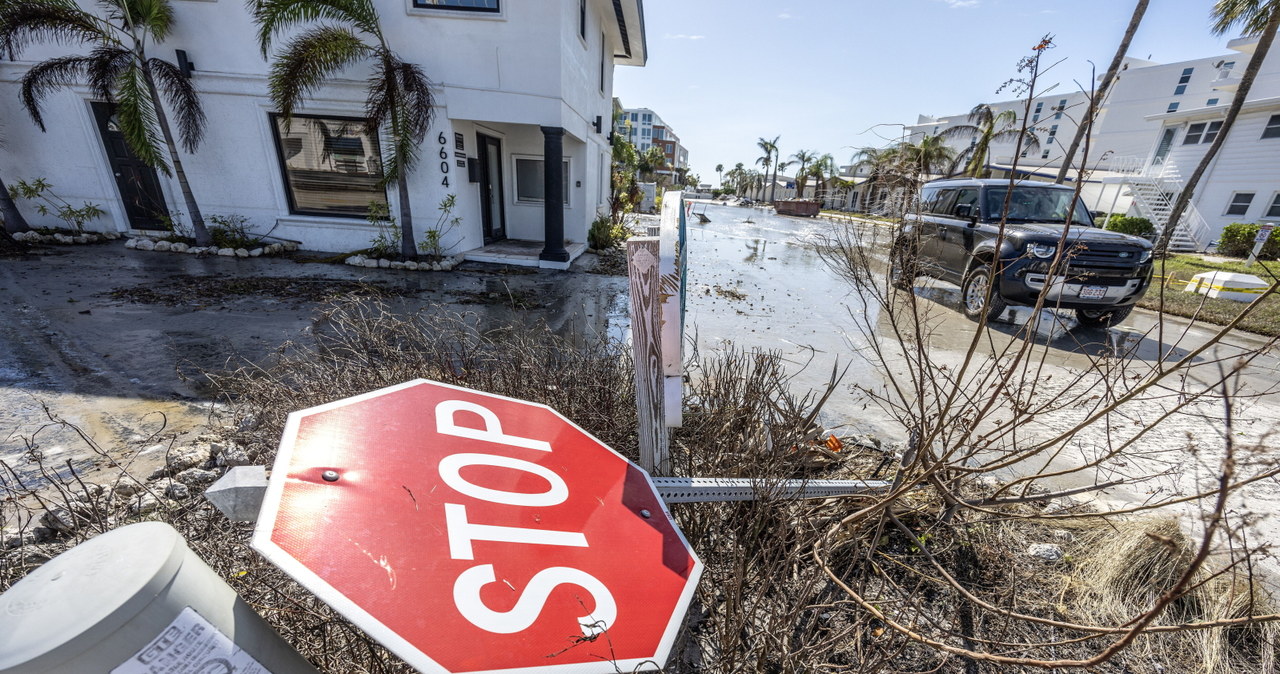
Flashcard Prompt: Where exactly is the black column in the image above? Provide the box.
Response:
[539,125,569,262]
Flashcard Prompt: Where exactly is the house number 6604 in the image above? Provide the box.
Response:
[438,132,450,188]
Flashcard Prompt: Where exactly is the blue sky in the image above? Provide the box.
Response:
[614,0,1246,186]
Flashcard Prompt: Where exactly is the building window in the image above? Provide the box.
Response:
[599,31,606,92]
[1225,192,1255,217]
[1041,149,1051,158]
[579,0,586,39]
[1266,193,1280,219]
[1174,84,1187,95]
[1054,99,1066,120]
[514,157,570,204]
[1167,102,1180,113]
[642,113,652,123]
[1202,120,1223,143]
[1152,127,1177,164]
[630,112,637,122]
[1207,98,1219,106]
[270,114,385,218]
[1184,122,1206,144]
[412,0,499,12]
[1262,114,1280,139]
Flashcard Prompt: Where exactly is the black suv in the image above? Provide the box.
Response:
[891,179,1154,327]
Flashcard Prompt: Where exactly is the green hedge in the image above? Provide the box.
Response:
[1217,222,1280,260]
[1104,215,1155,238]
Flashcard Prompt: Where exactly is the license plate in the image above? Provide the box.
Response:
[1079,285,1107,299]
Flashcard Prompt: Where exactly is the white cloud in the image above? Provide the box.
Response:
[664,33,706,40]
[777,12,792,19]
[937,0,979,8]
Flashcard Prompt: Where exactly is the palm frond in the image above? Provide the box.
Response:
[87,45,134,101]
[1211,0,1275,36]
[268,25,372,123]
[0,0,113,55]
[992,128,1040,153]
[252,0,380,55]
[19,54,95,130]
[114,63,169,173]
[148,57,205,152]
[103,0,175,43]
[938,124,980,141]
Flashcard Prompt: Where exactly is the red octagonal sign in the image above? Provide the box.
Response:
[253,380,702,673]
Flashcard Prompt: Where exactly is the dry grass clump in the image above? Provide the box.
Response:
[1063,518,1280,673]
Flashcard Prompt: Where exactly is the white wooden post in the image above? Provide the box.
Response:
[627,237,670,474]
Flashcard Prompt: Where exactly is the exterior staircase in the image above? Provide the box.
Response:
[1112,160,1213,253]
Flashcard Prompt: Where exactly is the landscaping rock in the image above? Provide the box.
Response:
[405,261,419,271]
[135,239,155,251]
[234,248,250,258]
[175,467,220,487]
[165,482,191,500]
[217,248,235,257]
[154,240,172,252]
[249,248,263,257]
[130,493,161,515]
[363,259,379,268]
[166,444,209,472]
[125,238,138,249]
[111,481,145,498]
[378,258,391,268]
[390,261,405,270]
[171,242,189,253]
[214,443,251,467]
[40,507,78,534]
[1027,543,1064,563]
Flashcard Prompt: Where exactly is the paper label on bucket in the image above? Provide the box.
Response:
[112,607,273,674]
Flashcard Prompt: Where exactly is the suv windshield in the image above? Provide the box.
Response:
[983,186,1093,226]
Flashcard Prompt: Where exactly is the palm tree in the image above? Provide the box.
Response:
[1160,0,1279,254]
[790,149,816,199]
[757,135,779,202]
[900,135,958,178]
[1055,0,1149,183]
[940,104,1040,177]
[635,146,667,183]
[715,162,723,188]
[806,153,835,204]
[254,0,434,260]
[851,145,911,213]
[0,123,31,234]
[0,0,212,244]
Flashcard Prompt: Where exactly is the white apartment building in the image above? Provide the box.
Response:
[1102,37,1280,250]
[616,106,689,178]
[906,90,1093,175]
[0,0,646,268]
[903,36,1280,251]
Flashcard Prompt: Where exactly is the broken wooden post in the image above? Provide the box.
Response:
[627,236,670,475]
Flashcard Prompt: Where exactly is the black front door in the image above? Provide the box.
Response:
[92,102,168,230]
[477,133,506,243]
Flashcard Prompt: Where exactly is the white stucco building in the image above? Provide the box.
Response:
[0,0,647,268]
[904,36,1280,251]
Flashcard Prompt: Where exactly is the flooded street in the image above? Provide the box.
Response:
[4,204,1279,567]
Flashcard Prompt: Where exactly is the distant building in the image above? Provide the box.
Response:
[616,106,689,178]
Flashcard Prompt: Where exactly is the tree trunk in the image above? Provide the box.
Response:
[0,174,31,233]
[1159,9,1280,256]
[769,156,778,204]
[143,65,210,246]
[0,227,22,253]
[1056,0,1149,184]
[397,169,417,260]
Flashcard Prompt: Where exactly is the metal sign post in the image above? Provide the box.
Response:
[1246,222,1275,267]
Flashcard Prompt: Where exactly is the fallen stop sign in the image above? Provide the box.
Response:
[252,380,702,674]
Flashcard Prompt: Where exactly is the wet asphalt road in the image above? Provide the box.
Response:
[3,204,1279,555]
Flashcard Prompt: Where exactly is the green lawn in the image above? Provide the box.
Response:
[1139,255,1280,337]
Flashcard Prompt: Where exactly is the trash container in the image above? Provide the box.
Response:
[0,522,318,673]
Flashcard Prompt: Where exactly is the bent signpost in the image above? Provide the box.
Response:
[252,380,703,674]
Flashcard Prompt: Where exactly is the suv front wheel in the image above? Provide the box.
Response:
[1075,305,1134,328]
[960,263,1008,323]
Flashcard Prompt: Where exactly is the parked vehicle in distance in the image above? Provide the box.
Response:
[891,178,1154,327]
